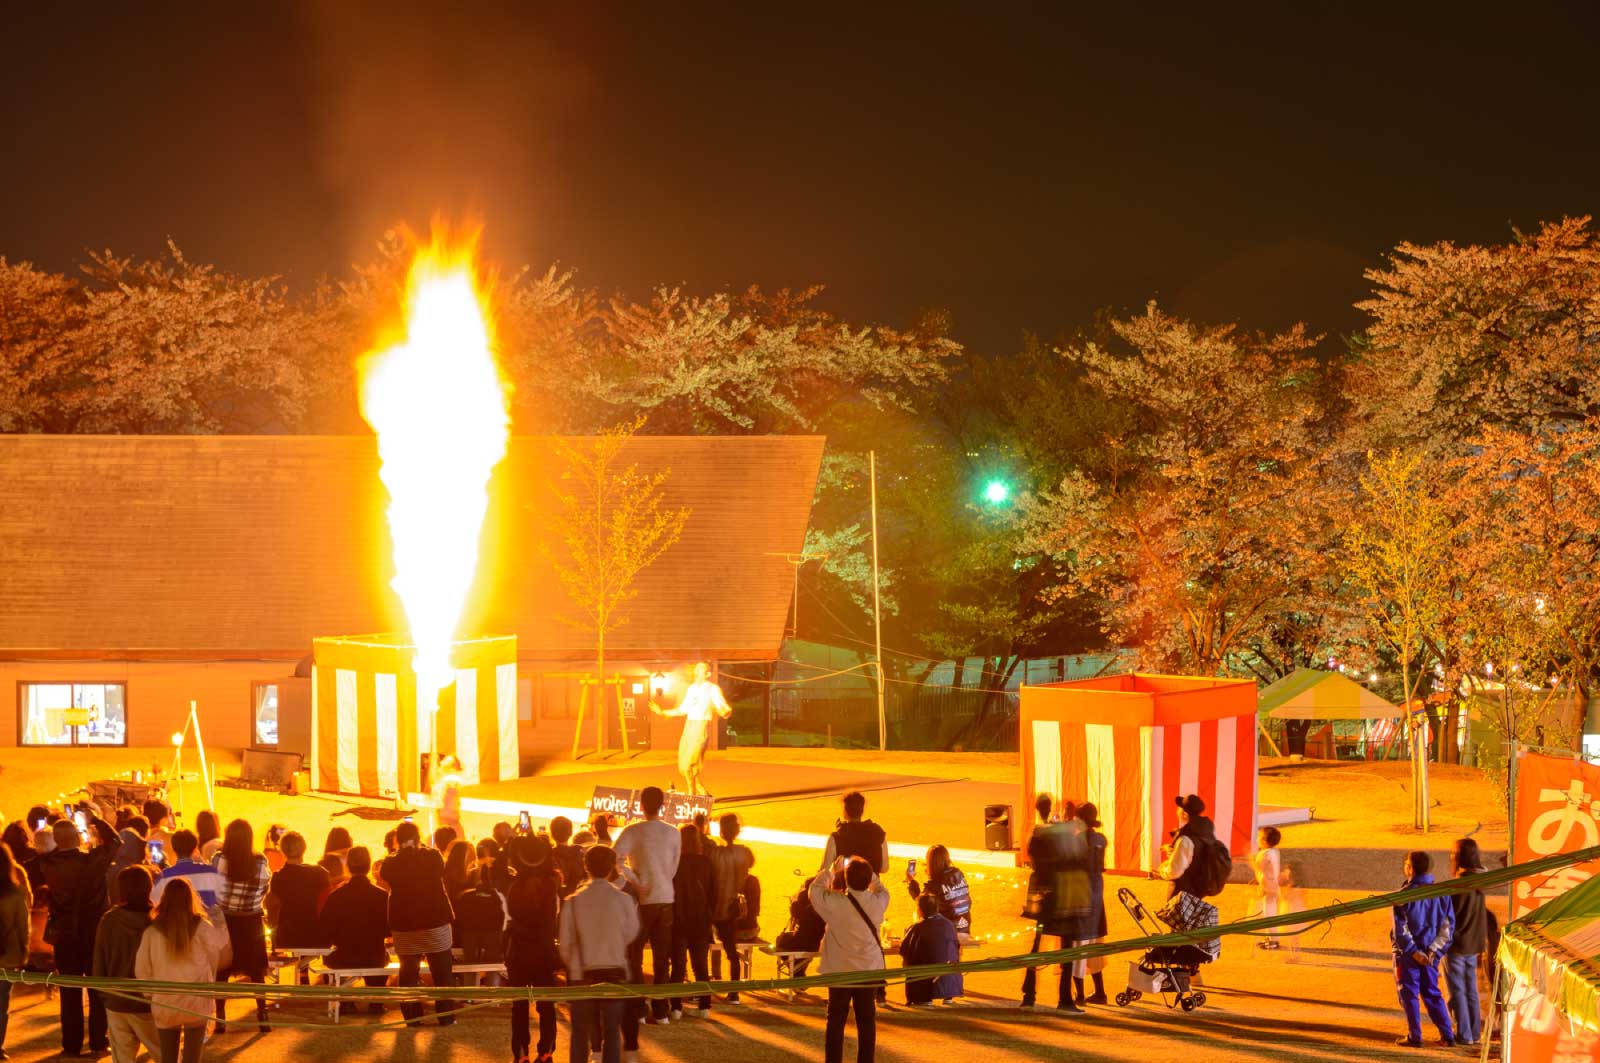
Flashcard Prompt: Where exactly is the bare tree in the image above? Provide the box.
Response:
[1344,449,1454,829]
[543,417,690,757]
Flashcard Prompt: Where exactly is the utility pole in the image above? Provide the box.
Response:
[870,450,886,753]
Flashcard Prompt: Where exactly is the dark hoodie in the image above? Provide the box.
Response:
[92,904,152,1013]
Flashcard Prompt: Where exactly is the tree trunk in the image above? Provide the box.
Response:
[596,631,606,756]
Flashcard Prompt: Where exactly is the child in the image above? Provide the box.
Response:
[1253,826,1283,950]
[1391,851,1456,1048]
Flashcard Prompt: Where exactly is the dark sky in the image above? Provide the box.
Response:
[3,3,1597,353]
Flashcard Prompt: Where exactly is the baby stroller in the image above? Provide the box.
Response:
[1112,887,1219,1012]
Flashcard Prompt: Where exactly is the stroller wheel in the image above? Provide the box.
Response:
[1180,996,1197,1012]
[1114,992,1130,1006]
[1130,991,1142,1001]
[1191,992,1207,1008]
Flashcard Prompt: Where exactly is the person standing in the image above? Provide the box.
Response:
[134,878,232,1063]
[613,786,681,1038]
[559,845,639,1063]
[152,831,223,910]
[265,832,331,949]
[1447,839,1488,1049]
[649,662,734,797]
[820,792,889,874]
[809,856,890,1063]
[1072,803,1109,1005]
[504,835,562,1063]
[706,813,755,1002]
[1252,826,1283,951]
[213,819,271,1034]
[1158,794,1221,901]
[670,824,714,1018]
[93,866,162,1063]
[40,810,119,1056]
[549,817,586,900]
[0,841,33,1061]
[380,820,457,1026]
[1019,793,1089,1013]
[1392,850,1456,1048]
[193,812,222,863]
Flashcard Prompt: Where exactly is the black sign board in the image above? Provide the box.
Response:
[588,786,714,827]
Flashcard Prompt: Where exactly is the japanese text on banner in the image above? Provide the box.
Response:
[1514,751,1600,919]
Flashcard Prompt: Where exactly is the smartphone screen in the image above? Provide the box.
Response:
[72,810,88,832]
[148,841,165,864]
[402,815,413,823]
[518,810,532,833]
[907,858,917,878]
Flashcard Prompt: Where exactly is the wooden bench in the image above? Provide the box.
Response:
[311,960,507,1022]
[268,947,332,985]
[758,946,819,1001]
[710,939,763,981]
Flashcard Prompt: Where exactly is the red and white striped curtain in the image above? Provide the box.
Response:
[310,636,519,798]
[1030,713,1257,873]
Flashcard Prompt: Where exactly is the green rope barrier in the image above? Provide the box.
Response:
[5,842,1590,1011]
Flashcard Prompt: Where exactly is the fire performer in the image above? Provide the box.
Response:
[651,662,732,796]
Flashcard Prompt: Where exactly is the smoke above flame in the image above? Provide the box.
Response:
[358,231,509,715]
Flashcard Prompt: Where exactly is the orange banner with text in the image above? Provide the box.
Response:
[1513,750,1600,919]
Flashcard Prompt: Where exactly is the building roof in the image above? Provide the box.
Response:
[0,434,824,662]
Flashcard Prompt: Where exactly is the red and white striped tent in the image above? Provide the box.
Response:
[310,633,519,798]
[1019,673,1258,874]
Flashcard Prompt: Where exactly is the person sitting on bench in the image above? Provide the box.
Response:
[320,847,391,1011]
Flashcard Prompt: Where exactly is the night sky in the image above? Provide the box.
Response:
[3,4,1597,353]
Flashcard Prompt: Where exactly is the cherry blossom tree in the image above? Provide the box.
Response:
[1021,304,1334,675]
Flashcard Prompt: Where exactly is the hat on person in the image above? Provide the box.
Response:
[1174,794,1206,817]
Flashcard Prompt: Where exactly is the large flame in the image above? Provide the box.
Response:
[358,234,509,715]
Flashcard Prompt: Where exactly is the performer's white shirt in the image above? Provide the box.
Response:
[677,680,732,722]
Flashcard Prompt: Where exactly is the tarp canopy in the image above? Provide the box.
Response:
[1259,667,1402,721]
[1500,869,1600,1035]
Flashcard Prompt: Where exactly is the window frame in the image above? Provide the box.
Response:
[250,681,280,748]
[16,680,130,748]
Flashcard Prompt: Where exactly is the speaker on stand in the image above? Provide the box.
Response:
[984,804,1013,850]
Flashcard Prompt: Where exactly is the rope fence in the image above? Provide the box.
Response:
[4,843,1592,1018]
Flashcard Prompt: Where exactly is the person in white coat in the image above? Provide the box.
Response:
[134,878,231,1063]
[808,857,890,1063]
[650,662,732,796]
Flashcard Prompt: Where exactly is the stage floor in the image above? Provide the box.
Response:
[466,756,1017,852]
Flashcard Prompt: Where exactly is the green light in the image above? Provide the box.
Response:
[983,479,1011,504]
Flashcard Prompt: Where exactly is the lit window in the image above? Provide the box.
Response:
[20,682,127,747]
[252,683,279,746]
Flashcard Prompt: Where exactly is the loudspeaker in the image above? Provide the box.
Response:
[984,804,1013,850]
[241,748,303,790]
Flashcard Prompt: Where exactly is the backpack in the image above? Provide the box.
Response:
[1198,837,1233,897]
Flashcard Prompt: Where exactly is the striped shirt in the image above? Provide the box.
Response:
[215,854,270,915]
[152,859,225,909]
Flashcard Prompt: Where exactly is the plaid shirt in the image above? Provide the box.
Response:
[215,853,270,915]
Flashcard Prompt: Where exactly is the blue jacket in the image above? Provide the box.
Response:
[1392,872,1453,960]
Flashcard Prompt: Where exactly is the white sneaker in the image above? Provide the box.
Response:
[670,1008,683,1020]
[694,1008,711,1018]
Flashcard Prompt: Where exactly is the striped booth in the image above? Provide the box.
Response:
[310,633,519,798]
[1020,673,1257,874]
